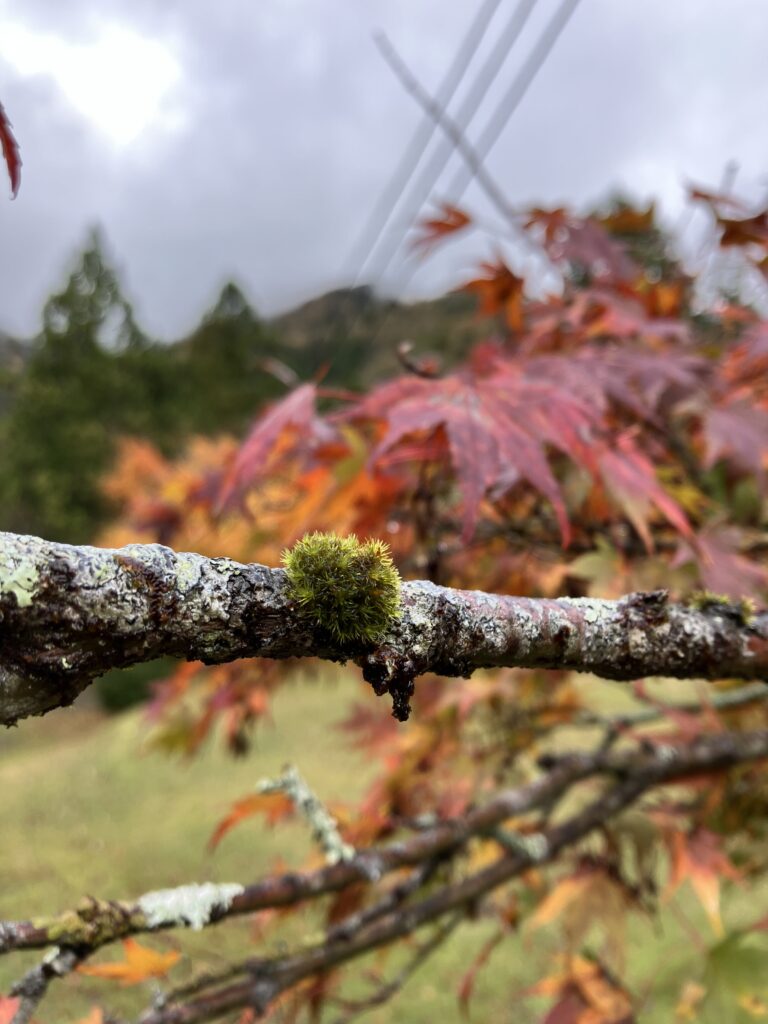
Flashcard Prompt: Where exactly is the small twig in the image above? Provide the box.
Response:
[573,680,768,731]
[326,859,440,943]
[396,340,441,379]
[331,914,461,1024]
[257,765,355,864]
[10,947,81,1023]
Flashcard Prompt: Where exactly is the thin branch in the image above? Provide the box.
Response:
[1,532,766,725]
[0,731,765,1020]
[572,679,768,729]
[331,914,461,1024]
[136,729,768,1022]
[0,729,764,984]
[0,755,593,955]
[9,947,81,1023]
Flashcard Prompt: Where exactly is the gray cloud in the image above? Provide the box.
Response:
[0,0,766,339]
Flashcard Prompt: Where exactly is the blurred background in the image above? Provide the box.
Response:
[2,2,768,1020]
[2,0,767,333]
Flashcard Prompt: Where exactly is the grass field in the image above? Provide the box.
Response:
[0,669,762,1022]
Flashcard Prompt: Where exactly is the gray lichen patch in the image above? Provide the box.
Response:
[138,882,244,931]
[0,560,39,608]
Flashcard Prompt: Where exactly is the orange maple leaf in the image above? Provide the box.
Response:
[208,791,296,850]
[459,259,525,332]
[0,997,20,1024]
[78,938,180,985]
[665,828,741,935]
[599,204,656,236]
[412,202,471,251]
[717,209,768,248]
[528,955,634,1024]
[76,1010,105,1024]
[527,872,596,931]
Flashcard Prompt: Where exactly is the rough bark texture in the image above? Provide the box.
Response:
[1,531,766,725]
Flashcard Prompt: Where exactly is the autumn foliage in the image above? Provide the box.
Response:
[43,183,761,1021]
[4,89,768,1015]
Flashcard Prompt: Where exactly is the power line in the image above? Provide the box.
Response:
[448,0,583,203]
[344,0,504,285]
[375,0,582,319]
[366,0,540,287]
[374,33,518,230]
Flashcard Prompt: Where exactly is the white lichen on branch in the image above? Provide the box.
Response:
[138,883,245,931]
[257,764,355,864]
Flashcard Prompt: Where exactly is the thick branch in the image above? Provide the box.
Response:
[0,532,766,725]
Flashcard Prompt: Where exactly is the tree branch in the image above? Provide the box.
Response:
[134,728,768,1023]
[2,729,766,958]
[0,532,766,725]
[1,729,766,1020]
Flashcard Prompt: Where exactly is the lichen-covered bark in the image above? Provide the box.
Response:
[0,531,766,725]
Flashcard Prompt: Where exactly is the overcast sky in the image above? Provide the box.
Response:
[0,0,766,339]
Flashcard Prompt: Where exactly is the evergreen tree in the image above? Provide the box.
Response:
[0,231,144,541]
[175,281,283,436]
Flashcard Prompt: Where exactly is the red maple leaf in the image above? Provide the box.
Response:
[524,208,638,284]
[687,183,750,216]
[347,367,585,543]
[704,401,768,484]
[679,525,768,600]
[596,432,693,551]
[217,383,338,510]
[0,101,20,198]
[719,322,768,407]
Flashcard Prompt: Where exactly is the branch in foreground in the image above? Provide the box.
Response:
[135,729,768,1023]
[1,729,766,957]
[0,532,766,725]
[1,729,766,1022]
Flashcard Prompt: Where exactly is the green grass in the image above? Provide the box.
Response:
[0,670,765,1022]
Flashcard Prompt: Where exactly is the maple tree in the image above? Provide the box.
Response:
[3,98,768,1024]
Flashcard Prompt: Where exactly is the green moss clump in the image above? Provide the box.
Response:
[282,533,401,643]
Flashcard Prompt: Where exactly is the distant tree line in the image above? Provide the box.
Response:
[0,231,484,544]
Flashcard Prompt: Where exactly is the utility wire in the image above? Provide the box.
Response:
[448,0,583,203]
[344,0,504,284]
[366,0,540,287]
[374,34,518,231]
[376,0,582,317]
[360,0,582,355]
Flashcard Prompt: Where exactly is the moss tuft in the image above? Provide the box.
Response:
[282,533,401,644]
